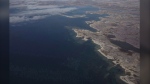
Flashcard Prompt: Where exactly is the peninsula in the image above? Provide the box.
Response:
[72,0,140,84]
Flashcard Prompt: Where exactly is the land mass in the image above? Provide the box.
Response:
[72,0,140,84]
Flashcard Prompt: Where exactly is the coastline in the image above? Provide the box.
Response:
[73,28,139,84]
[71,0,140,83]
[72,5,140,83]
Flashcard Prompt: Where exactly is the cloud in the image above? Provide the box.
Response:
[10,3,77,24]
[10,15,48,23]
[26,5,61,10]
[61,14,86,18]
[10,16,27,23]
[17,7,77,16]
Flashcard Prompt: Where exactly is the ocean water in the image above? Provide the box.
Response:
[9,6,126,84]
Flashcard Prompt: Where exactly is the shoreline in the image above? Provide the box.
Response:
[66,1,140,83]
[73,29,139,84]
[73,29,128,84]
[73,9,139,84]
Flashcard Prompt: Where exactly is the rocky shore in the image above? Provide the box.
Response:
[71,0,140,84]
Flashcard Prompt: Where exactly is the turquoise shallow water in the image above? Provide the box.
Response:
[9,6,126,84]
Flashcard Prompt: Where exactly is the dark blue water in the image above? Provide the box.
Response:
[9,6,126,84]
